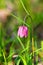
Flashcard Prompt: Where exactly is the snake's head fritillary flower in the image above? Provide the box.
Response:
[18,26,28,38]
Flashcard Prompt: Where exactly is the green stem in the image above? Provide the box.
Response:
[2,50,7,65]
[11,13,30,28]
[17,36,25,49]
[20,0,30,15]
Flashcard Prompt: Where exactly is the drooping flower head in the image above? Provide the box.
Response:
[18,26,28,38]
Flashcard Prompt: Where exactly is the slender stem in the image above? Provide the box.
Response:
[20,0,30,15]
[2,50,7,65]
[17,36,25,49]
[11,13,30,28]
[20,0,33,23]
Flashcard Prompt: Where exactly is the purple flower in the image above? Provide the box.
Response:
[18,26,28,38]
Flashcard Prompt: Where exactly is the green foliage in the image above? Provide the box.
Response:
[0,0,6,9]
[0,0,43,65]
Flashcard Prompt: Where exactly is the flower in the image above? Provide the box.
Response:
[18,26,28,38]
